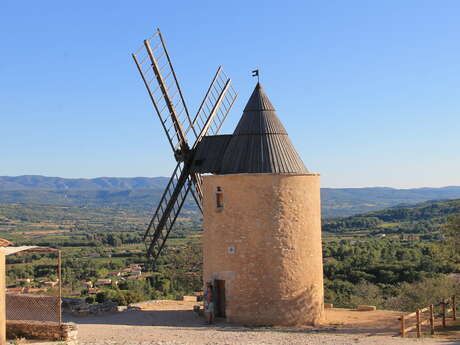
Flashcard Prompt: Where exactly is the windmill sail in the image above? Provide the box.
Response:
[132,29,195,155]
[192,67,237,146]
[144,162,193,261]
[132,29,238,266]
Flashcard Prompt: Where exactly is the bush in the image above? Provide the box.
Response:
[348,281,384,308]
[85,296,95,304]
[384,276,459,312]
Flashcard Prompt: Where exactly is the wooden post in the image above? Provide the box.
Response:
[442,300,446,328]
[400,315,405,338]
[430,304,435,335]
[453,296,457,321]
[416,309,421,338]
[58,250,62,326]
[0,249,6,345]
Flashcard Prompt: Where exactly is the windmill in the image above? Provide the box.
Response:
[132,29,238,265]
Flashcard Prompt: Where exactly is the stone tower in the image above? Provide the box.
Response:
[201,83,324,326]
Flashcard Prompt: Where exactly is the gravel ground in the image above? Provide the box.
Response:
[58,302,458,345]
[72,326,458,345]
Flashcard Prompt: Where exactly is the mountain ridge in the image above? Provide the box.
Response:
[1,175,459,192]
[0,175,170,191]
[1,176,460,217]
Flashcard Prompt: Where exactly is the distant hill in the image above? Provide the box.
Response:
[0,175,169,191]
[1,176,460,217]
[321,186,460,217]
[323,198,460,235]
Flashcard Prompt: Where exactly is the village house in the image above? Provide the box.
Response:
[6,287,24,294]
[130,269,141,277]
[82,281,93,288]
[23,287,46,294]
[44,281,59,287]
[127,275,139,280]
[95,279,114,286]
[15,278,31,285]
[121,268,132,275]
[129,264,142,272]
[88,288,99,295]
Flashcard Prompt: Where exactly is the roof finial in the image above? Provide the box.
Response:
[251,69,259,83]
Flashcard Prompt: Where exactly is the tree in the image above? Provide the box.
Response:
[384,276,459,312]
[443,213,460,263]
[349,281,384,308]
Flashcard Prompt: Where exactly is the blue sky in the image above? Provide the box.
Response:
[1,0,459,188]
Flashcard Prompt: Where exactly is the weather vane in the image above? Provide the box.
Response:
[252,69,259,82]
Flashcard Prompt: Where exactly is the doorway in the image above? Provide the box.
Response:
[214,279,226,318]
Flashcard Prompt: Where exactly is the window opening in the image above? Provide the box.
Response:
[216,187,224,209]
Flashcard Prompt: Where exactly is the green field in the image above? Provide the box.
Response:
[1,199,459,311]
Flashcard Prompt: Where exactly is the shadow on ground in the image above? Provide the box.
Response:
[65,309,205,327]
[64,308,460,343]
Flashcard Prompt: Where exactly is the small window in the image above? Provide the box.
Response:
[216,187,224,209]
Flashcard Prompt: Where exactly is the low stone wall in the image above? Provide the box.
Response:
[62,297,118,316]
[7,320,77,341]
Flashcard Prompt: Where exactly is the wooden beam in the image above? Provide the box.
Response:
[132,53,175,153]
[430,304,435,335]
[157,29,195,139]
[193,79,231,148]
[453,296,457,321]
[416,309,421,338]
[58,250,62,326]
[144,39,187,153]
[400,315,405,337]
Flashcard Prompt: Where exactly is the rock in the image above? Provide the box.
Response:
[357,305,377,311]
[62,297,118,316]
[182,295,198,302]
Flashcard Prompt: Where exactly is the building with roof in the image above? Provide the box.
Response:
[130,270,142,277]
[95,279,113,286]
[202,83,324,326]
[82,281,93,288]
[108,271,121,277]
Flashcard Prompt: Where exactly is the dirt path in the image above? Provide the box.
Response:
[61,301,458,345]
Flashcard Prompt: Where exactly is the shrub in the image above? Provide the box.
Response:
[384,276,459,311]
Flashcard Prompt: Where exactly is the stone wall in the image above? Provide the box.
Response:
[203,173,324,326]
[7,321,77,341]
[62,298,118,316]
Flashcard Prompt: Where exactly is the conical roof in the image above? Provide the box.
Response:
[220,83,308,174]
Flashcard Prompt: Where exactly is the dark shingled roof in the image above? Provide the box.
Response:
[190,83,308,175]
[191,135,232,174]
[219,83,308,174]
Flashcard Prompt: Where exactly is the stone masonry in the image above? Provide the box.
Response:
[203,173,324,326]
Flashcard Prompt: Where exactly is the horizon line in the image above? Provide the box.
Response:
[0,174,459,190]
